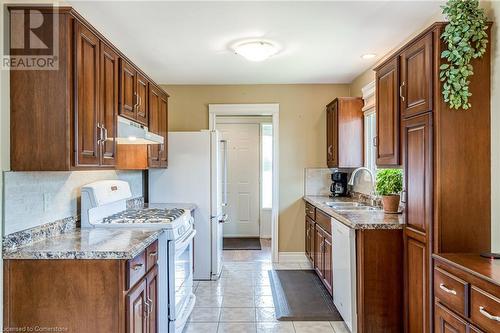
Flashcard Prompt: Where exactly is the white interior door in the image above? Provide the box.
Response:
[217,123,260,237]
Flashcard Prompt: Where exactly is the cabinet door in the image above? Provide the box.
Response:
[158,94,168,168]
[400,33,433,118]
[147,85,161,168]
[434,301,467,333]
[136,73,149,126]
[305,217,314,263]
[405,236,429,333]
[99,42,118,166]
[403,113,433,333]
[314,226,324,279]
[127,279,147,333]
[323,232,333,295]
[74,22,100,167]
[120,59,137,121]
[376,57,400,166]
[326,101,338,168]
[146,266,158,333]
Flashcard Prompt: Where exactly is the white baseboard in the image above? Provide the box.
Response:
[278,252,309,264]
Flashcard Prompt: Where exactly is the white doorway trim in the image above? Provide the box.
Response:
[209,104,279,263]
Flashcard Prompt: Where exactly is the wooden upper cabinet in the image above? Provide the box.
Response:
[9,7,165,171]
[136,73,149,126]
[375,57,400,166]
[120,59,138,121]
[148,84,168,169]
[326,98,363,168]
[119,60,149,127]
[148,85,161,168]
[400,33,433,118]
[158,94,168,168]
[74,21,101,167]
[100,42,119,166]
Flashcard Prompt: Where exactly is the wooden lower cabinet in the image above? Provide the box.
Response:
[4,242,159,333]
[435,301,468,333]
[304,204,332,295]
[305,216,315,263]
[127,265,158,333]
[127,279,148,333]
[314,225,325,281]
[313,224,332,294]
[433,254,500,333]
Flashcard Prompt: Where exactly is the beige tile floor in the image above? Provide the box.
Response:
[184,239,350,333]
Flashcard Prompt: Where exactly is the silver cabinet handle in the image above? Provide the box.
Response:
[401,190,407,204]
[479,306,500,322]
[144,299,150,318]
[134,92,139,109]
[400,81,406,101]
[97,123,102,145]
[149,251,158,257]
[132,263,143,271]
[328,145,333,156]
[373,136,378,147]
[103,126,108,142]
[147,297,153,314]
[439,283,457,295]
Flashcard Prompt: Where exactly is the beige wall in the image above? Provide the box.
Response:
[349,68,376,97]
[162,84,350,252]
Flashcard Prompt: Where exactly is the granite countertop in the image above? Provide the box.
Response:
[3,227,163,260]
[304,195,404,230]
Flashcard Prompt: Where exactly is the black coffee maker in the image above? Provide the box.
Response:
[330,172,349,197]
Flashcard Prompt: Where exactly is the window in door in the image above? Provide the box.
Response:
[261,123,273,209]
[364,110,377,174]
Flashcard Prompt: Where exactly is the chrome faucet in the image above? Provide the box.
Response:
[348,167,375,193]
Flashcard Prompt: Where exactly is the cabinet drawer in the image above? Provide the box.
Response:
[470,286,500,332]
[434,301,468,333]
[127,250,146,290]
[305,202,316,220]
[315,209,331,234]
[434,267,469,316]
[146,240,159,272]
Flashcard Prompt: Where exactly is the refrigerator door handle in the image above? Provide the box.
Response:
[218,214,229,224]
[221,140,229,207]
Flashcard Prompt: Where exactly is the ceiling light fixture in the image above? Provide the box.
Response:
[361,53,377,60]
[232,40,279,62]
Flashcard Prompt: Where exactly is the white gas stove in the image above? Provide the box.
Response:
[80,180,196,333]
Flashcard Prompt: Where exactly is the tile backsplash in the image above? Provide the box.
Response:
[304,168,332,196]
[3,170,143,235]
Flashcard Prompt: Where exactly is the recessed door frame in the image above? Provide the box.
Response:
[209,104,279,263]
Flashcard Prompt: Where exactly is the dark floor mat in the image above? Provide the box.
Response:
[223,237,262,250]
[268,270,343,321]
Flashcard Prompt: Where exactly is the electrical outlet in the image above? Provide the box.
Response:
[43,192,52,212]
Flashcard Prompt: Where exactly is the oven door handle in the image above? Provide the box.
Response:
[175,229,196,253]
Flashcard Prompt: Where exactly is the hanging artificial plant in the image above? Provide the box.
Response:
[440,0,488,110]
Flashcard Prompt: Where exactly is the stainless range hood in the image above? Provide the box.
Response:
[116,116,164,145]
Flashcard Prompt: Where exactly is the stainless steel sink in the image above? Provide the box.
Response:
[324,201,380,211]
[336,206,380,211]
[324,201,364,207]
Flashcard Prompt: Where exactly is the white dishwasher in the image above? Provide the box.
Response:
[332,218,357,333]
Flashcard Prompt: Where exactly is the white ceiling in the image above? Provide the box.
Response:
[69,1,444,84]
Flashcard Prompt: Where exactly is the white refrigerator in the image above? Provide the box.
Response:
[149,130,228,280]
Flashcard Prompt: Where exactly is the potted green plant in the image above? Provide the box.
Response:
[375,169,403,213]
